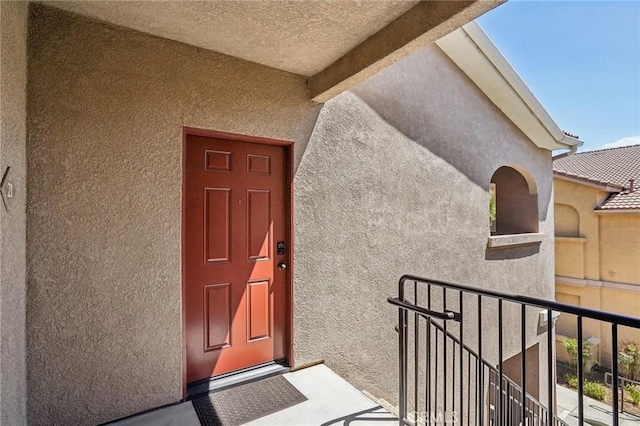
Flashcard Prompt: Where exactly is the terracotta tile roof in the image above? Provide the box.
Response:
[562,130,580,139]
[553,144,640,210]
[598,189,640,210]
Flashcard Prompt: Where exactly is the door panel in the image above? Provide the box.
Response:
[204,283,231,351]
[204,188,231,263]
[185,134,288,383]
[247,280,270,342]
[247,190,271,261]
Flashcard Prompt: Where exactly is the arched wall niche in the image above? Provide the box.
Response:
[490,165,539,235]
[555,204,580,237]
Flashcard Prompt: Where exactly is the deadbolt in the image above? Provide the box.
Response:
[278,262,287,270]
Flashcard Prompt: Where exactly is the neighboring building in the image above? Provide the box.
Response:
[554,144,640,366]
[0,2,582,425]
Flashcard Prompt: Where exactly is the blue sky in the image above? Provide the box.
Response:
[477,0,640,152]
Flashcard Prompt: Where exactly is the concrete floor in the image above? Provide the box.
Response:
[111,364,398,426]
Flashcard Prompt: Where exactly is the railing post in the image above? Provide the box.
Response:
[498,299,503,426]
[459,290,464,425]
[398,278,408,425]
[612,324,619,426]
[478,295,483,426]
[577,317,584,426]
[426,286,432,421]
[547,308,554,426]
[444,288,448,419]
[414,283,419,418]
[521,304,527,426]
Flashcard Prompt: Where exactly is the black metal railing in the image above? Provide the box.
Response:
[426,315,567,426]
[388,275,640,426]
[604,372,640,416]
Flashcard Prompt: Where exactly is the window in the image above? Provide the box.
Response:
[490,165,539,235]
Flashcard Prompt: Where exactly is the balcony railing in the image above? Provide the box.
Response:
[604,372,640,416]
[388,275,640,426]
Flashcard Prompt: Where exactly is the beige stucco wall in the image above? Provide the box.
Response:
[554,179,605,280]
[293,45,557,407]
[554,177,640,366]
[0,1,28,425]
[27,5,320,425]
[600,215,640,284]
[27,4,560,424]
[555,237,586,278]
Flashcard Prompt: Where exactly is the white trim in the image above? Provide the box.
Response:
[556,275,640,293]
[436,22,582,152]
[487,232,544,248]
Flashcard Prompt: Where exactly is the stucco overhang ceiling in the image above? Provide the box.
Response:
[41,0,503,102]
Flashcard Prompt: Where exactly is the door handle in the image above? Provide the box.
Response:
[277,262,287,270]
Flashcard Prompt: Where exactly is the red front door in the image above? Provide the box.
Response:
[184,133,288,383]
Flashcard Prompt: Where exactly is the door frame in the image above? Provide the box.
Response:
[181,126,295,398]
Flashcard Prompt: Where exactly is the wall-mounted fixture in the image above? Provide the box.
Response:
[1,166,14,212]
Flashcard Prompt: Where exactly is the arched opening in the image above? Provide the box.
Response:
[555,204,580,237]
[490,166,539,235]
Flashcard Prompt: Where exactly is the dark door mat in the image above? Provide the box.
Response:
[192,374,307,426]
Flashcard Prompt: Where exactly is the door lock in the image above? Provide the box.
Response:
[278,262,287,270]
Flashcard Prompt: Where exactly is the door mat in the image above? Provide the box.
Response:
[192,374,307,426]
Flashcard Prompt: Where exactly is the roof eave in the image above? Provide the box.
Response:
[435,21,582,152]
[553,172,625,192]
[594,208,640,214]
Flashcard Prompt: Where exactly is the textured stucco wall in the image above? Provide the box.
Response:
[40,0,418,77]
[600,214,640,284]
[599,285,640,364]
[554,177,640,284]
[554,178,604,281]
[26,5,319,425]
[27,3,559,423]
[554,177,640,366]
[293,45,556,406]
[555,238,586,278]
[0,1,28,425]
